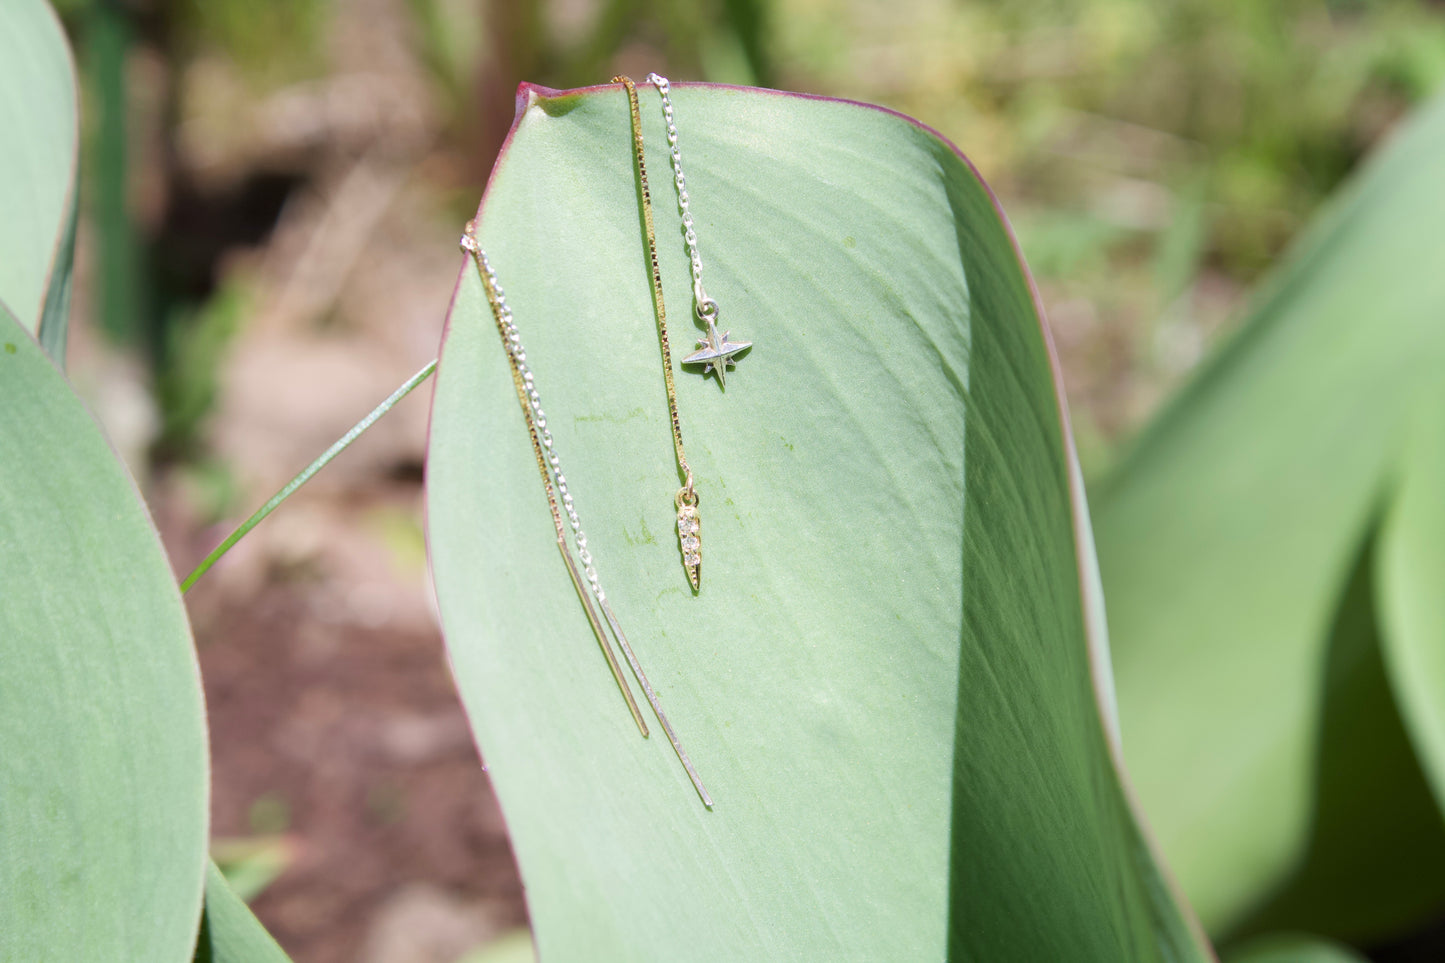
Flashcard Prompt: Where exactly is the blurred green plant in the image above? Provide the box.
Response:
[1226,933,1369,963]
[773,0,1445,469]
[1,5,291,960]
[174,0,325,83]
[155,279,247,460]
[408,0,487,113]
[470,0,771,99]
[211,835,297,904]
[85,0,143,347]
[1095,82,1445,948]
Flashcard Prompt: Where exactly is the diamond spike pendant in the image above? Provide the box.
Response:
[676,490,701,591]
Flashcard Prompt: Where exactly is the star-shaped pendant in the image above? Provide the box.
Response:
[682,319,751,387]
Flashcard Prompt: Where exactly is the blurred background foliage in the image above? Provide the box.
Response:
[40,1,1445,961]
[50,0,1445,475]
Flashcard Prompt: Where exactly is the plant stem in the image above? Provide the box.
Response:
[179,359,438,593]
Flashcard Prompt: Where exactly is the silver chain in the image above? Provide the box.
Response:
[471,244,606,602]
[463,235,715,806]
[647,73,718,322]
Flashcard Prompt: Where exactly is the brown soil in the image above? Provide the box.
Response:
[195,576,529,963]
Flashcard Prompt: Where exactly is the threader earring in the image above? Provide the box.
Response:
[614,73,708,591]
[460,222,712,807]
[646,73,752,384]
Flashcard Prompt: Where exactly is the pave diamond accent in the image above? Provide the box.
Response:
[676,504,701,590]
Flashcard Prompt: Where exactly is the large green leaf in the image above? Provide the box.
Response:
[1224,933,1367,963]
[192,860,294,963]
[0,315,209,961]
[1095,87,1445,937]
[1378,388,1445,812]
[0,0,78,361]
[427,83,1210,960]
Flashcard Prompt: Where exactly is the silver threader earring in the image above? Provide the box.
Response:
[647,73,752,387]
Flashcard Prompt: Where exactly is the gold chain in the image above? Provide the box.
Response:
[463,222,649,737]
[616,74,703,591]
[461,223,714,805]
[616,74,692,492]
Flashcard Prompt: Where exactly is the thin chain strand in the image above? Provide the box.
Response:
[461,226,713,806]
[646,73,714,320]
[481,247,602,595]
[463,229,648,737]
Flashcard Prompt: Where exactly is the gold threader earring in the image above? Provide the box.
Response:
[645,73,752,385]
[614,73,711,592]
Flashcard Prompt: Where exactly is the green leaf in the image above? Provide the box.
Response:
[1226,534,1445,940]
[427,83,1210,960]
[0,314,208,962]
[0,0,79,361]
[193,860,294,963]
[1378,387,1445,813]
[1094,87,1445,935]
[1224,933,1367,963]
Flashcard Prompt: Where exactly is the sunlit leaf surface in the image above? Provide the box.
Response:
[428,82,1209,960]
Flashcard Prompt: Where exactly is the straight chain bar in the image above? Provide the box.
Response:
[461,224,713,806]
